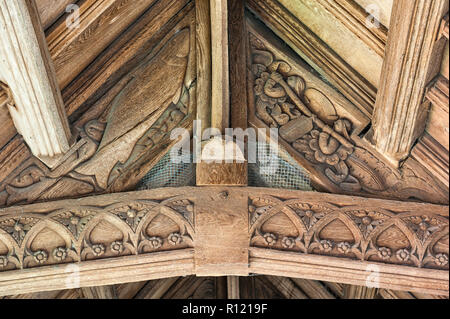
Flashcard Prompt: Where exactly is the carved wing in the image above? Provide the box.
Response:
[99,29,190,150]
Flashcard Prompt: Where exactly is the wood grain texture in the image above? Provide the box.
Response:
[81,285,117,299]
[227,276,240,299]
[47,0,158,89]
[370,0,449,167]
[425,76,449,150]
[264,276,308,299]
[344,284,377,299]
[411,133,449,188]
[0,249,195,296]
[134,277,179,299]
[0,186,447,296]
[249,247,448,296]
[315,0,388,57]
[247,0,378,117]
[229,0,248,129]
[194,188,249,276]
[195,0,212,130]
[0,88,16,152]
[277,0,383,87]
[441,42,449,80]
[210,0,230,131]
[0,0,72,158]
[290,278,335,299]
[36,0,73,29]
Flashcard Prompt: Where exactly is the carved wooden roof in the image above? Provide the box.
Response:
[0,0,448,299]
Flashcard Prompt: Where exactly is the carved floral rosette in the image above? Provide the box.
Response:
[0,197,194,272]
[249,195,449,270]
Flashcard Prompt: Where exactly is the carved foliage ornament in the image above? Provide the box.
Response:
[249,195,449,270]
[249,32,448,204]
[0,197,194,271]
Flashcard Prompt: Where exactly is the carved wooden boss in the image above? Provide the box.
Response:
[0,0,448,296]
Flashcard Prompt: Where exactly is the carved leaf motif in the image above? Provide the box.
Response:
[0,217,40,245]
[166,199,194,226]
[248,31,448,204]
[347,210,388,239]
[53,211,95,240]
[287,203,326,231]
[111,204,150,232]
[403,215,446,243]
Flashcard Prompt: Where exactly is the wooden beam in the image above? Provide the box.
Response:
[290,278,335,299]
[115,281,147,299]
[249,248,448,296]
[36,0,73,30]
[344,284,377,299]
[210,0,229,131]
[264,276,308,299]
[81,285,117,299]
[378,289,415,299]
[228,0,248,129]
[134,277,179,299]
[227,276,240,299]
[323,281,344,298]
[411,133,449,188]
[369,0,449,167]
[316,0,388,57]
[46,0,158,89]
[0,187,447,296]
[0,249,195,297]
[0,0,71,160]
[425,75,449,151]
[162,276,207,299]
[196,0,212,130]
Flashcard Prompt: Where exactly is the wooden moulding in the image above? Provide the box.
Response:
[36,0,73,30]
[0,0,72,160]
[196,0,248,187]
[425,76,449,151]
[439,13,449,40]
[210,0,230,131]
[196,0,212,130]
[249,248,448,296]
[411,133,449,189]
[315,0,388,57]
[370,0,449,167]
[0,250,195,296]
[46,0,159,89]
[0,187,448,296]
